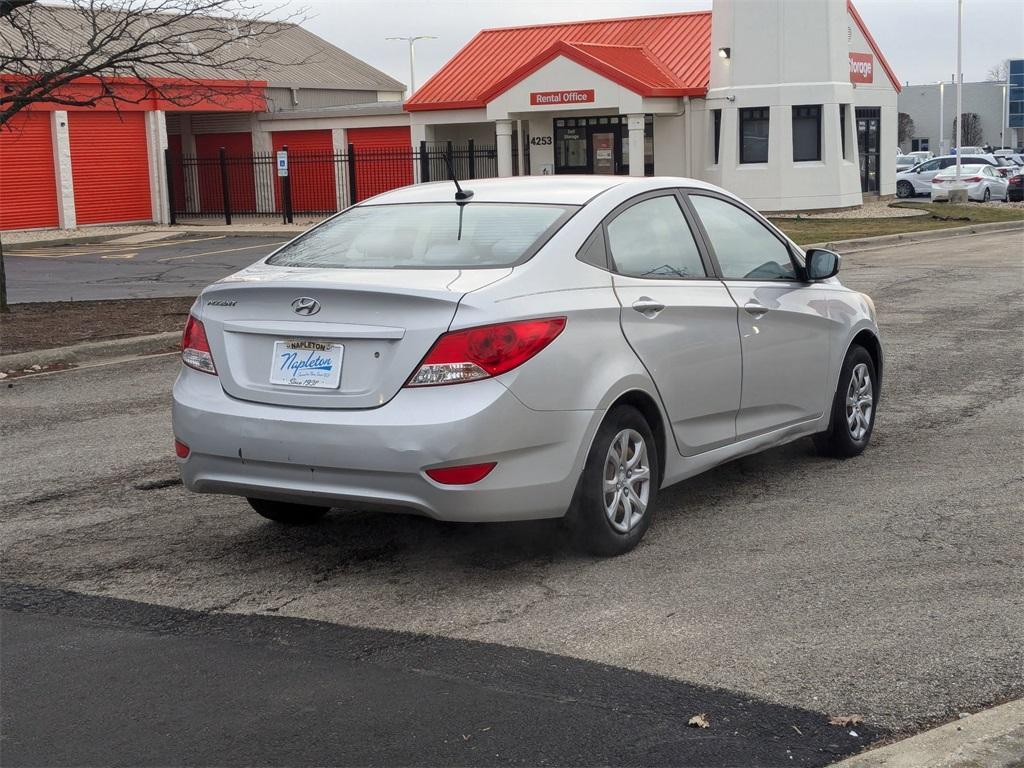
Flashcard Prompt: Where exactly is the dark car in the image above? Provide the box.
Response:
[1008,174,1023,202]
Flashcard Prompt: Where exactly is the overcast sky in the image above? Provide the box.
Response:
[285,0,1022,90]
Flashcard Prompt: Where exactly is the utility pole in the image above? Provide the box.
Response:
[950,0,967,203]
[385,35,437,96]
[938,80,945,155]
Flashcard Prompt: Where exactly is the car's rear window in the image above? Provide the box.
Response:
[266,202,577,269]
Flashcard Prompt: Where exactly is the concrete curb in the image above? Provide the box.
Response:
[1,332,180,371]
[830,699,1024,768]
[807,219,1024,253]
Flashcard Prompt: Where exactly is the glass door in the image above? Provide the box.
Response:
[856,107,881,193]
[592,132,616,174]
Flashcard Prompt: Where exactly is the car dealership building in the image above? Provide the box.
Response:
[0,0,899,230]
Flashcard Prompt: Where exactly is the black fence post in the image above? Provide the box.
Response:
[419,140,429,183]
[446,140,454,178]
[468,138,476,180]
[164,148,176,226]
[347,143,358,205]
[218,147,232,225]
[281,145,294,224]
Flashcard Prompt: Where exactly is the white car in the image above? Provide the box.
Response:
[172,176,882,556]
[930,164,1009,202]
[906,150,933,163]
[896,154,1006,198]
[895,155,918,172]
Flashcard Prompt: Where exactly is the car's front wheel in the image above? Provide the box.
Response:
[896,180,914,198]
[569,405,659,556]
[813,345,877,458]
[248,498,329,525]
[983,187,991,202]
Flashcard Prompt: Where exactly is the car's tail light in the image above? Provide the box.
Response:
[174,439,190,459]
[182,315,217,375]
[425,462,496,485]
[962,176,982,183]
[407,317,566,386]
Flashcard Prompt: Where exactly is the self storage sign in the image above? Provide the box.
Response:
[849,53,874,84]
[530,89,595,106]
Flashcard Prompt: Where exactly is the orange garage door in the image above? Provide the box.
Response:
[272,129,335,214]
[0,112,59,230]
[347,126,412,201]
[68,112,151,225]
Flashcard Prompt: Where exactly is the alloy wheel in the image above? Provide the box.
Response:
[603,429,651,533]
[897,181,913,198]
[846,363,874,441]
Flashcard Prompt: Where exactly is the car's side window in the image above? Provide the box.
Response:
[605,195,707,279]
[689,195,797,281]
[939,158,956,169]
[918,160,940,172]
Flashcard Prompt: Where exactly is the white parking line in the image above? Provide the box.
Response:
[156,241,287,262]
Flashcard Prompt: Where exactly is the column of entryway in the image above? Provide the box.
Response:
[50,111,76,229]
[627,114,645,177]
[496,119,513,178]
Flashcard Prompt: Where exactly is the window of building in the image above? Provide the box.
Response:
[840,104,848,159]
[712,109,722,164]
[688,195,796,281]
[605,195,706,279]
[911,138,930,151]
[792,105,822,162]
[739,107,769,164]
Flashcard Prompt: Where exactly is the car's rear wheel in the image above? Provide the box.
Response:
[569,405,659,556]
[813,345,877,458]
[247,498,329,525]
[896,180,914,198]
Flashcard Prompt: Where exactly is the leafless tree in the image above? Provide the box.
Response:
[0,0,310,128]
[986,60,1009,83]
[0,0,313,312]
[952,113,984,148]
[898,112,915,145]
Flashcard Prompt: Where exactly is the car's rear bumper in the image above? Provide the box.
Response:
[171,367,600,522]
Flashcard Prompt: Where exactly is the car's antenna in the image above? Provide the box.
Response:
[443,150,474,202]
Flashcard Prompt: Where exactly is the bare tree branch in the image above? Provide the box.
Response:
[0,0,316,126]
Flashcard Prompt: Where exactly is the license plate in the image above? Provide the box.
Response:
[269,340,343,389]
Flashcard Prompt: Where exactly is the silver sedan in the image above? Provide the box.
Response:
[172,177,882,556]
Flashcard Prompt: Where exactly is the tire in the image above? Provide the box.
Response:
[896,180,914,199]
[983,187,991,202]
[247,497,329,525]
[568,405,659,557]
[813,345,878,458]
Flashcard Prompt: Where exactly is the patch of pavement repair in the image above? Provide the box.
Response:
[1,230,1021,748]
[1,583,882,767]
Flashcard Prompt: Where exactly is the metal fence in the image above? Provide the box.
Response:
[166,141,507,224]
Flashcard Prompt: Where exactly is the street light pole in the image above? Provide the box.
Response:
[951,0,967,202]
[938,80,945,155]
[385,35,437,96]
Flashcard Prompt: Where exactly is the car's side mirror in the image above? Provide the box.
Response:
[805,248,841,280]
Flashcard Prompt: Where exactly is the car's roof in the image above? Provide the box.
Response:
[936,164,987,173]
[359,175,723,206]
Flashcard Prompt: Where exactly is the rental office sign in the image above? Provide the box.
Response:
[529,89,596,106]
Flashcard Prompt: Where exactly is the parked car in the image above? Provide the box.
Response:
[1007,173,1023,202]
[930,164,1009,202]
[896,155,918,172]
[172,176,882,556]
[907,150,933,162]
[896,154,1006,197]
[951,146,985,155]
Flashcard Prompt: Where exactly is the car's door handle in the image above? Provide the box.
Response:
[743,301,769,317]
[631,298,665,318]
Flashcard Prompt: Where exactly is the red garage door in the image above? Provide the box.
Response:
[69,112,151,225]
[347,126,412,201]
[194,132,255,214]
[0,112,59,230]
[272,130,335,214]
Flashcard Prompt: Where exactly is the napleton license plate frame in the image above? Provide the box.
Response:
[269,339,344,389]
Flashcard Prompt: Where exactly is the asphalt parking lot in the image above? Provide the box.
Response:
[2,234,288,303]
[1,230,1022,766]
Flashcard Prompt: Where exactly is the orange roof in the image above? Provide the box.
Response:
[406,11,712,111]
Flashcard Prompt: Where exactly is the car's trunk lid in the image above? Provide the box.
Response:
[198,264,511,409]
